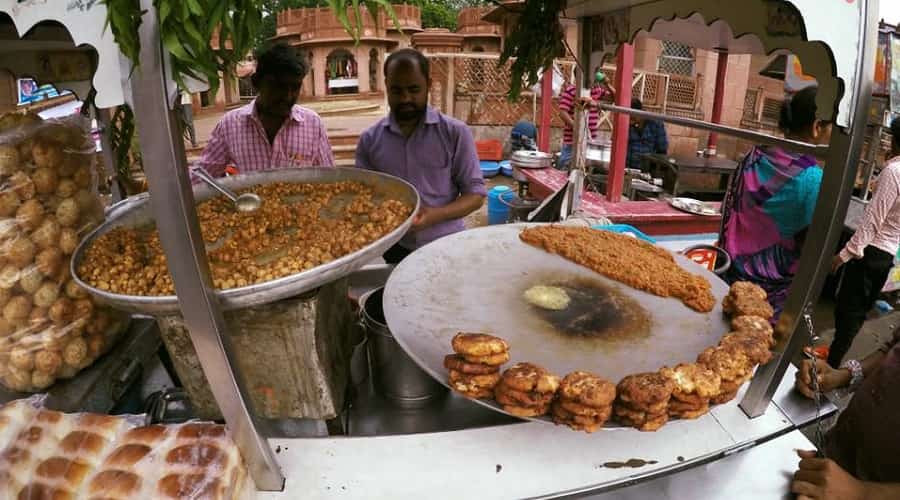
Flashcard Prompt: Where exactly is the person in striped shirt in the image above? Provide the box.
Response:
[198,44,334,177]
[557,70,614,170]
[828,117,900,368]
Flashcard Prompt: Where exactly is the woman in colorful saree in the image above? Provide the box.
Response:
[718,86,833,321]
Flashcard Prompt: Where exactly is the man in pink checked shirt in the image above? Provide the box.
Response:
[827,117,900,368]
[197,44,334,176]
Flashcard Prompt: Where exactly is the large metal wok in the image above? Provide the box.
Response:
[383,224,731,427]
[71,167,419,314]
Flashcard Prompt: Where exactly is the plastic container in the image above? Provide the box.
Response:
[487,185,514,225]
[476,139,503,161]
[591,224,657,244]
[499,160,513,177]
[0,112,128,393]
[360,287,445,407]
[480,160,501,178]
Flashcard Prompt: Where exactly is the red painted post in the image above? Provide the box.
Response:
[707,50,729,155]
[538,69,553,152]
[607,43,634,202]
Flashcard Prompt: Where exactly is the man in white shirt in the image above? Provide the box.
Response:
[829,117,900,368]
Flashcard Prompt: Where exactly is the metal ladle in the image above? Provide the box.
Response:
[191,167,262,213]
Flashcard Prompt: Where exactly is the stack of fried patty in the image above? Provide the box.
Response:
[494,362,560,417]
[614,372,676,431]
[660,363,721,419]
[551,371,616,433]
[445,333,510,398]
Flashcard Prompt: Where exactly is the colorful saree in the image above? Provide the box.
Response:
[719,146,822,320]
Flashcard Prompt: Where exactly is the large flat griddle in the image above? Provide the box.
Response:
[383,223,731,426]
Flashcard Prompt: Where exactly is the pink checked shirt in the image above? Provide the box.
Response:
[198,101,334,176]
[839,156,900,262]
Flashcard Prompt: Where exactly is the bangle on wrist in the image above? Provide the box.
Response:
[841,359,864,392]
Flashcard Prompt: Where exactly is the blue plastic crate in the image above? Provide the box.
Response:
[591,224,656,244]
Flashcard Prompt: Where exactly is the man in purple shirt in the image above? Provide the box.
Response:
[356,48,486,263]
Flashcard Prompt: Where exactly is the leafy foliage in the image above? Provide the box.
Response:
[498,0,566,98]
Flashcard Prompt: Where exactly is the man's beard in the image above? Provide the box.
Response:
[395,104,425,122]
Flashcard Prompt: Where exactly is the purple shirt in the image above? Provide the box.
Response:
[356,107,486,249]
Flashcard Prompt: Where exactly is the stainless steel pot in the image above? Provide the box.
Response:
[586,140,611,171]
[510,150,553,169]
[360,287,446,407]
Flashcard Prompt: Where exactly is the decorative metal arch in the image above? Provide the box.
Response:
[0,0,128,109]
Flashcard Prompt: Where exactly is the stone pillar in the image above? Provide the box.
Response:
[357,44,371,93]
[314,47,327,97]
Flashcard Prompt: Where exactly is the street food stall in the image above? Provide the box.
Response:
[0,0,881,499]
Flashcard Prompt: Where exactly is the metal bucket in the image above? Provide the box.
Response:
[359,287,446,407]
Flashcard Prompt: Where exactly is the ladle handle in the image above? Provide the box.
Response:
[191,166,239,202]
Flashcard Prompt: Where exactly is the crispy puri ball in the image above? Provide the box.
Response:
[0,190,21,217]
[55,178,77,199]
[10,348,35,370]
[48,297,73,324]
[0,317,14,337]
[74,189,96,213]
[0,287,9,308]
[7,237,35,267]
[3,295,31,321]
[34,349,62,375]
[15,199,43,231]
[35,248,62,277]
[32,168,58,195]
[59,228,79,255]
[0,265,20,289]
[73,298,93,319]
[32,138,64,169]
[33,282,60,308]
[65,279,88,299]
[4,366,32,391]
[62,336,88,367]
[19,266,44,294]
[31,370,55,390]
[55,198,80,227]
[86,310,109,336]
[32,219,61,249]
[10,171,35,200]
[0,144,20,176]
[28,306,49,327]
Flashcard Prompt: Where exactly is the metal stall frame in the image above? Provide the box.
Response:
[129,0,284,491]
[571,0,879,417]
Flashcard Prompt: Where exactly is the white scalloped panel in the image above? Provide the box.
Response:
[0,0,128,109]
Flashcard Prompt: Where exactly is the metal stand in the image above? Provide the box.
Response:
[130,0,283,490]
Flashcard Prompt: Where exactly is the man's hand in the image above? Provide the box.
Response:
[791,450,866,500]
[831,255,844,275]
[411,206,437,232]
[794,357,850,399]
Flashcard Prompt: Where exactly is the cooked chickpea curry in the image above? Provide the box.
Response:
[78,181,412,295]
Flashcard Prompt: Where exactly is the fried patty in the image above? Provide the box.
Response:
[723,295,775,319]
[500,362,560,394]
[451,332,509,357]
[729,281,768,301]
[669,403,709,420]
[668,398,707,412]
[559,398,612,417]
[697,345,753,382]
[659,363,722,399]
[710,389,738,405]
[671,390,707,406]
[494,382,555,407]
[616,410,668,432]
[502,403,550,418]
[452,385,495,399]
[731,315,774,343]
[718,332,773,365]
[443,354,501,375]
[461,351,511,366]
[559,371,617,408]
[616,398,669,415]
[616,372,675,406]
[448,369,501,389]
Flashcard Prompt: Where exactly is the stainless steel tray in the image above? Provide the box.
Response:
[71,168,419,314]
[382,224,730,428]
